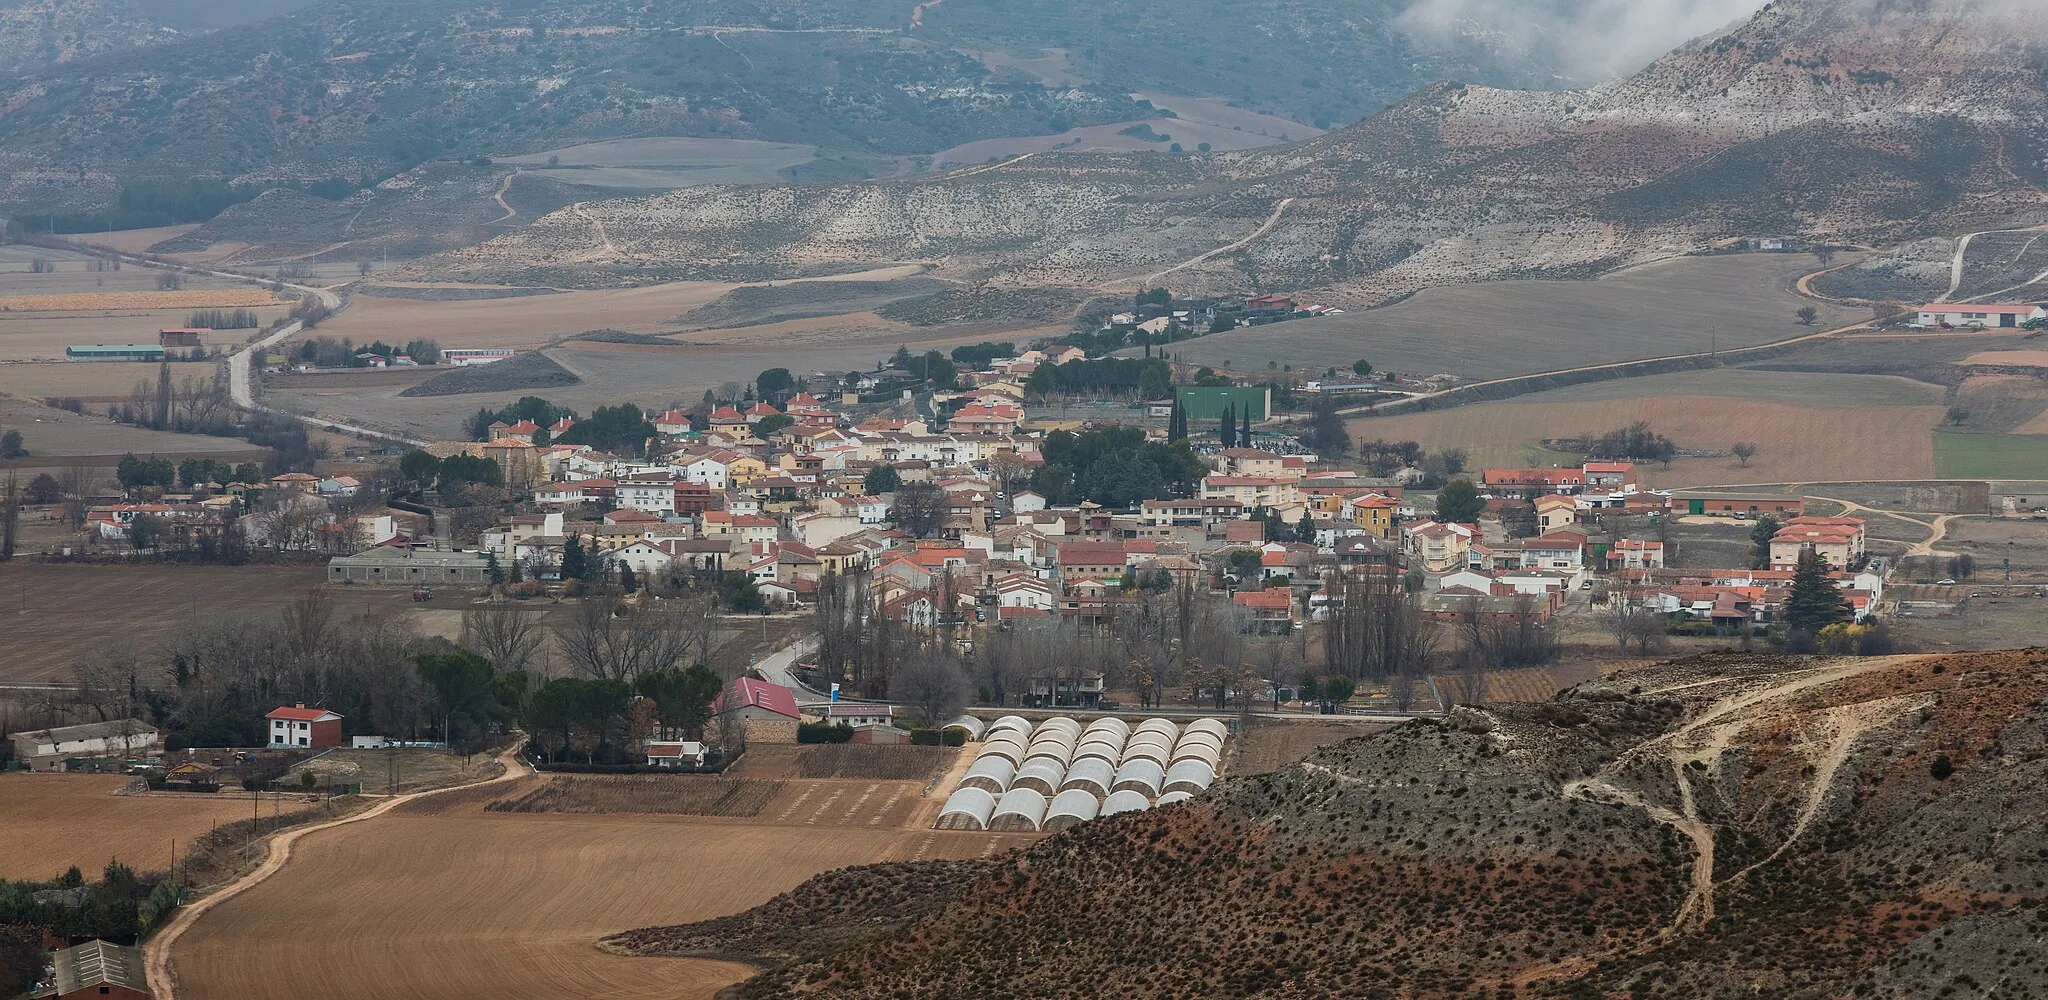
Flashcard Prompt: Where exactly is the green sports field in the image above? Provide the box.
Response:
[1934,431,2048,479]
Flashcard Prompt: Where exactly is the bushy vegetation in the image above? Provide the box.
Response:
[1031,425,1205,505]
[1026,356,1172,399]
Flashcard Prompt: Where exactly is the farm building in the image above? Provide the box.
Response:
[645,742,705,767]
[327,547,494,585]
[817,703,895,729]
[267,705,344,748]
[1672,492,1805,518]
[10,720,160,770]
[711,678,801,743]
[33,939,151,999]
[65,343,165,361]
[442,348,519,365]
[1914,303,2047,327]
[159,328,209,348]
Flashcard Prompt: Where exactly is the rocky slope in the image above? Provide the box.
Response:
[0,0,310,74]
[433,0,2048,297]
[610,649,2048,999]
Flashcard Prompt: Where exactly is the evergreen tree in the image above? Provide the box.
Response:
[509,557,523,584]
[1749,515,1780,569]
[1242,406,1254,448]
[485,552,503,585]
[1167,397,1188,443]
[619,563,639,593]
[562,536,586,580]
[864,463,902,495]
[1220,404,1236,448]
[1784,550,1851,633]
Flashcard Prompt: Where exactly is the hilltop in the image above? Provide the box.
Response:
[609,648,2048,998]
[433,0,2048,298]
[0,0,1625,217]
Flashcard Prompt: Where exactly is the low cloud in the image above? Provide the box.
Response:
[1400,0,1769,80]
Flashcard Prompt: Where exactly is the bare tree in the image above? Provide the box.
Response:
[555,592,705,681]
[1609,582,1668,654]
[59,463,99,529]
[890,651,969,728]
[893,481,948,537]
[462,604,547,675]
[1731,442,1758,467]
[1,472,18,562]
[1455,594,1560,670]
[1323,568,1439,683]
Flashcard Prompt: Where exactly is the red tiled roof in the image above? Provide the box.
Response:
[266,706,338,722]
[1234,588,1292,609]
[712,679,800,719]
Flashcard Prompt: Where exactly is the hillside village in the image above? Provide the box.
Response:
[61,340,1894,679]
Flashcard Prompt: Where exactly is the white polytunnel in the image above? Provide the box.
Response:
[936,787,998,830]
[1024,745,1075,770]
[1043,789,1102,832]
[943,715,988,740]
[961,755,1016,794]
[1156,790,1195,806]
[990,788,1049,831]
[989,715,1032,737]
[1163,759,1217,795]
[1038,717,1083,740]
[1174,729,1225,753]
[1060,757,1117,798]
[978,738,1028,766]
[1100,789,1152,816]
[1135,718,1181,740]
[1170,742,1222,768]
[1185,718,1229,741]
[1073,738,1124,766]
[1082,717,1130,741]
[1112,758,1166,796]
[1027,729,1079,754]
[1012,758,1067,796]
[1120,740,1171,767]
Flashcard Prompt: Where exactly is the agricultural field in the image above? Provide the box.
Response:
[0,398,266,483]
[0,245,292,360]
[496,137,828,190]
[1934,432,2048,479]
[0,564,330,684]
[0,773,310,881]
[316,264,927,350]
[1352,369,1946,488]
[1939,517,2048,583]
[793,744,957,781]
[168,759,997,1000]
[484,775,783,817]
[1893,593,2048,651]
[1231,721,1370,775]
[931,116,1289,168]
[291,748,503,795]
[1170,253,1865,381]
[277,324,996,441]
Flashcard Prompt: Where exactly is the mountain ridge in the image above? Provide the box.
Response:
[425,0,2048,299]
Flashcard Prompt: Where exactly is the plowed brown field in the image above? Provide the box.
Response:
[168,769,956,1000]
[1,774,306,881]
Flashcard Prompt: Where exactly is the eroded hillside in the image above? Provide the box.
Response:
[610,649,2048,998]
[435,0,2048,300]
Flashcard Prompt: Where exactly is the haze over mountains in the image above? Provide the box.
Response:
[427,0,2048,298]
[0,0,1766,214]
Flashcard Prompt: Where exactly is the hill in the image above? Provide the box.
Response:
[609,649,2048,998]
[430,0,2048,298]
[0,0,1653,218]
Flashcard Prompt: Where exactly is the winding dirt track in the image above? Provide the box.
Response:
[143,745,534,1000]
[1564,655,1924,935]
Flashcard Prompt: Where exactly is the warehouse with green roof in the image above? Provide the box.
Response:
[66,343,165,361]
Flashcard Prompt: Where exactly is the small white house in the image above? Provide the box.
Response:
[818,703,895,728]
[1915,303,2047,328]
[646,741,705,767]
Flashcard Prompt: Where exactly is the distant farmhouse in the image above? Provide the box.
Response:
[1914,303,2047,328]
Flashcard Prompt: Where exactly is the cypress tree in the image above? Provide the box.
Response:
[1167,398,1187,443]
[562,535,586,580]
[1784,550,1850,633]
[1220,404,1236,448]
[1242,406,1254,447]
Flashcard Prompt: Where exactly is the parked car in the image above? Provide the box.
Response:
[1937,579,1957,586]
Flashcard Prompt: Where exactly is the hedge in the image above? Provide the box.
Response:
[798,722,855,744]
[910,728,967,747]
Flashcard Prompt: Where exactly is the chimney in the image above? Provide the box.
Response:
[295,702,306,709]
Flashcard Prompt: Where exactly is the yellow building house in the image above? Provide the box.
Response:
[1535,495,1579,535]
[724,454,769,486]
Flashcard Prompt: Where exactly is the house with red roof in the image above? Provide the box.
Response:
[708,405,749,437]
[1481,468,1586,498]
[1233,586,1296,632]
[266,704,343,748]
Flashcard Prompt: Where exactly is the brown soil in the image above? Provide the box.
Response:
[0,773,312,881]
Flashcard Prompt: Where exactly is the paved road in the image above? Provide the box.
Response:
[750,633,820,695]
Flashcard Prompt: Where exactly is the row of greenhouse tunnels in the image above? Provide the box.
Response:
[935,715,1226,832]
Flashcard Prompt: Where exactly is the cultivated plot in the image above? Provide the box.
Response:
[0,565,330,683]
[498,137,823,190]
[1353,369,1946,488]
[169,775,912,1000]
[1,774,310,881]
[1169,254,1865,382]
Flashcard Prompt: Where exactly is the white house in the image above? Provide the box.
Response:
[819,703,895,728]
[645,741,705,767]
[1915,303,2047,328]
[679,456,730,490]
[995,575,1055,611]
[1010,491,1047,513]
[616,481,683,516]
